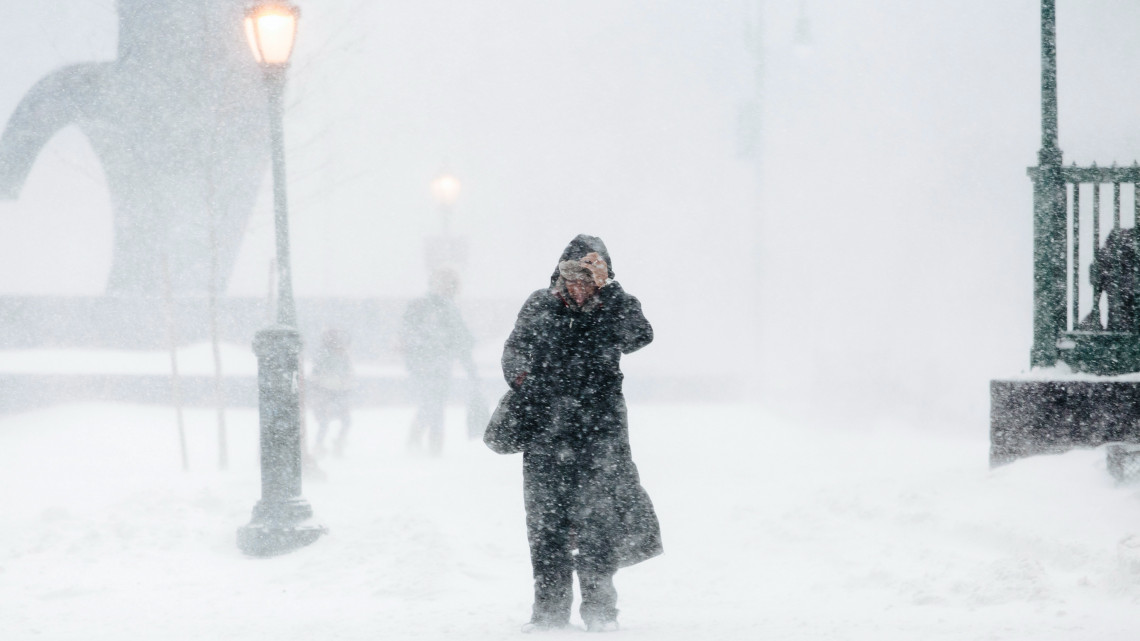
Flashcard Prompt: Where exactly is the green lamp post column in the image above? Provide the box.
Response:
[236,1,325,557]
[1031,0,1067,368]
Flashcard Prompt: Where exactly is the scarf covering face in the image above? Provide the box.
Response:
[553,261,603,312]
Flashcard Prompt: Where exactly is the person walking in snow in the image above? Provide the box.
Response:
[400,267,477,455]
[500,234,662,632]
[1088,226,1140,331]
[309,328,355,457]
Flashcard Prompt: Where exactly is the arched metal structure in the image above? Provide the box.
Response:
[0,0,269,295]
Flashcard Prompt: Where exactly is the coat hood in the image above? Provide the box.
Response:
[548,234,614,286]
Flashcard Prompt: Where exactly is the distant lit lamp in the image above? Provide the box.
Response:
[425,171,468,271]
[237,1,325,557]
[431,172,462,231]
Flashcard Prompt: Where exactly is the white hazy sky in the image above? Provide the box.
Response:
[3,1,1140,425]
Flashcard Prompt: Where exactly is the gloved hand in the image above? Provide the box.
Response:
[580,252,609,288]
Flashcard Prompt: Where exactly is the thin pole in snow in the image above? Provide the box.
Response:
[163,250,189,473]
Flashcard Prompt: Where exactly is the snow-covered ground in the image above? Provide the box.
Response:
[3,402,1140,640]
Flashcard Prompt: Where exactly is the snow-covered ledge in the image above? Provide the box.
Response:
[1004,362,1140,382]
[990,368,1140,466]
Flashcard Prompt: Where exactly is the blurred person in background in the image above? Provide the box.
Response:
[400,267,478,456]
[309,328,355,457]
[501,235,661,633]
[1088,226,1139,331]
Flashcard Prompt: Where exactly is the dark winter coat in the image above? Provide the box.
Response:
[501,241,662,568]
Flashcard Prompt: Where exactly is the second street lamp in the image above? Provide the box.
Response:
[424,171,467,271]
[237,1,325,557]
[430,171,461,233]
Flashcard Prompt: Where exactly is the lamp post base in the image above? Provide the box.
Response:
[237,497,326,557]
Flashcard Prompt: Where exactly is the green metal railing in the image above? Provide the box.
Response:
[1063,165,1140,330]
[1031,163,1140,373]
[1028,1,1140,374]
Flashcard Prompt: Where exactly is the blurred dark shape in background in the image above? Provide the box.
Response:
[399,268,478,456]
[308,327,355,457]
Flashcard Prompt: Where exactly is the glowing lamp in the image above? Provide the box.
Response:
[244,3,300,66]
[431,173,462,207]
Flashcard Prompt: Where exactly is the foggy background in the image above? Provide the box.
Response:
[3,0,1139,429]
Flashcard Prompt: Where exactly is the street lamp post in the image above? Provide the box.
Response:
[425,171,467,271]
[237,1,325,557]
[1030,0,1066,368]
[430,171,462,233]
